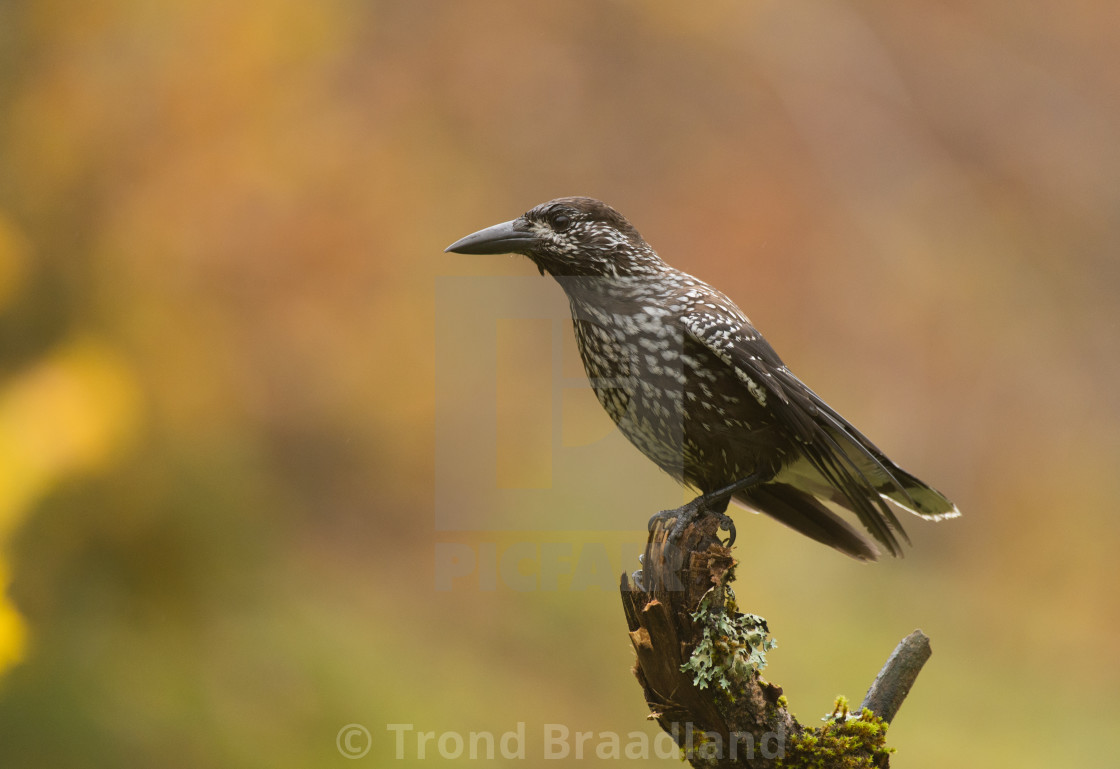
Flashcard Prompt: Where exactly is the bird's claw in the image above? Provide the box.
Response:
[715,511,736,547]
[647,502,735,547]
[647,508,681,533]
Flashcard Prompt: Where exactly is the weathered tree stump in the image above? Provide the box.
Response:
[620,514,931,768]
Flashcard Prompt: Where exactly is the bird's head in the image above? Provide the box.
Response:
[445,197,663,278]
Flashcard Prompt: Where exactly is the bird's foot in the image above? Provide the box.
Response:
[630,553,645,592]
[713,510,736,547]
[647,496,736,547]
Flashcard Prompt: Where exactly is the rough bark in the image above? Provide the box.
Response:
[621,514,931,768]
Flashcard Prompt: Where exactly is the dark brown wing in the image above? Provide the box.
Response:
[683,308,957,558]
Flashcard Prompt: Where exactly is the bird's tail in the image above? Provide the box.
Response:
[744,412,960,560]
[874,462,960,521]
[816,413,961,522]
[735,483,881,561]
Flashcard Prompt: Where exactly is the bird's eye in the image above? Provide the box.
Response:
[550,212,572,232]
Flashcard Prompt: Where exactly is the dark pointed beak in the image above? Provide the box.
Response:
[444,218,539,255]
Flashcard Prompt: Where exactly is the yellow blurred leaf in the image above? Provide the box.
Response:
[0,336,141,676]
[0,562,26,673]
[0,336,142,537]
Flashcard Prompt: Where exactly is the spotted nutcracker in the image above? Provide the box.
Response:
[446,197,959,559]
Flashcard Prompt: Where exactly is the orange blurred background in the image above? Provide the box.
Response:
[1,1,1118,766]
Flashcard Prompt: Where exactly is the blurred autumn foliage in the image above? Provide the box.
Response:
[0,1,1118,767]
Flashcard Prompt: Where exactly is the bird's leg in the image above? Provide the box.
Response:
[648,472,768,547]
